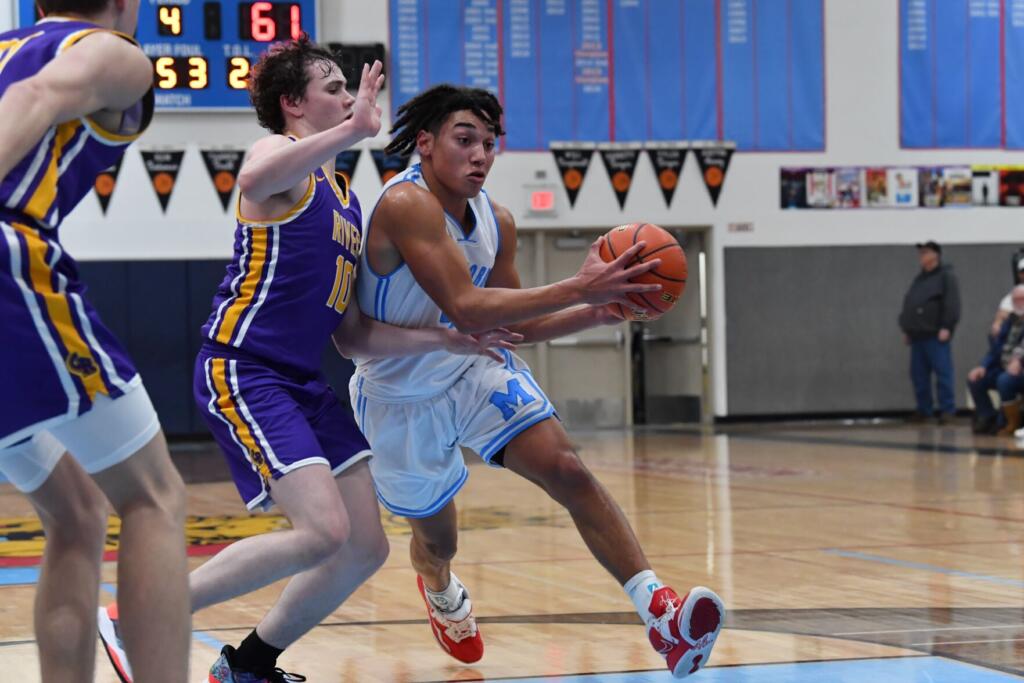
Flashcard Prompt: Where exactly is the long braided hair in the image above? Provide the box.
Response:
[385,84,505,157]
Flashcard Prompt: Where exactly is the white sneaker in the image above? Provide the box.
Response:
[97,603,133,683]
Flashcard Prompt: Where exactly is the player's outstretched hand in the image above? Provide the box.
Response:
[348,60,385,139]
[445,328,524,362]
[573,237,662,307]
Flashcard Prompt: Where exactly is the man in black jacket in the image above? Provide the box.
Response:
[899,241,961,423]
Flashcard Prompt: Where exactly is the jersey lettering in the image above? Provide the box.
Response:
[488,378,536,420]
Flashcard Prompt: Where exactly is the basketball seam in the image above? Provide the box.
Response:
[635,243,686,283]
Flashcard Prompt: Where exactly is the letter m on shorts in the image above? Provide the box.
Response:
[488,378,536,420]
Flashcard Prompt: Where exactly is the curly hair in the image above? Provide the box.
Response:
[37,0,109,14]
[249,35,340,134]
[386,84,504,157]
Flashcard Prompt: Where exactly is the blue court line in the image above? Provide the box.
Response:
[825,549,1024,589]
[484,656,1020,682]
[0,567,38,585]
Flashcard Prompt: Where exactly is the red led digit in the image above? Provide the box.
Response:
[290,4,302,40]
[250,1,275,42]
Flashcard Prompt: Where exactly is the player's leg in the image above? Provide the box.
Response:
[0,437,109,683]
[45,385,190,683]
[88,430,190,683]
[189,463,352,611]
[351,376,482,662]
[250,460,389,649]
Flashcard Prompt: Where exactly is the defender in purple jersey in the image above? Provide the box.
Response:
[93,38,518,683]
[0,1,191,681]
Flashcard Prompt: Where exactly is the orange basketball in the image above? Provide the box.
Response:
[598,223,687,321]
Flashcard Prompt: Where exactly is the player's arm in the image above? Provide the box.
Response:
[0,32,152,182]
[373,186,661,334]
[237,61,384,202]
[331,302,521,361]
[485,203,624,344]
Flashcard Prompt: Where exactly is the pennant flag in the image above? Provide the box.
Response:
[551,142,595,208]
[141,149,185,212]
[200,149,244,212]
[694,143,735,207]
[598,144,641,210]
[93,157,124,215]
[645,143,687,208]
[335,150,362,186]
[371,149,411,184]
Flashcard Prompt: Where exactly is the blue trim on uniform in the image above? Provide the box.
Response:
[357,377,367,430]
[482,189,502,255]
[360,176,419,280]
[379,278,389,323]
[374,277,385,322]
[481,405,556,463]
[448,201,479,243]
[376,465,469,518]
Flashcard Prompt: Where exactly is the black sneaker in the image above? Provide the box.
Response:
[209,645,306,683]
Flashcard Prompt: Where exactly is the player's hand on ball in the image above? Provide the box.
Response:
[575,237,662,307]
[445,328,524,361]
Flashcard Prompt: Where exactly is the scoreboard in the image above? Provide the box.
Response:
[16,0,319,110]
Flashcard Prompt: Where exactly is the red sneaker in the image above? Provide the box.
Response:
[646,586,724,678]
[416,574,484,663]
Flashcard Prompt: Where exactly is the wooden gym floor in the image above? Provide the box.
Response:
[2,421,1024,681]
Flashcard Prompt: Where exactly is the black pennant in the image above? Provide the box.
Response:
[93,156,124,215]
[551,143,595,208]
[694,143,735,207]
[140,149,185,213]
[371,149,411,184]
[599,144,641,210]
[646,144,688,208]
[200,149,245,212]
[335,150,362,187]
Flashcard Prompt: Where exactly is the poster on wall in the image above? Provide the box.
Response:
[646,143,687,208]
[93,158,123,215]
[551,143,595,208]
[806,168,835,208]
[834,168,863,208]
[598,144,642,210]
[919,167,944,207]
[887,167,919,208]
[865,168,890,207]
[972,167,1000,206]
[200,149,244,212]
[941,166,972,206]
[1000,167,1024,206]
[780,168,809,209]
[140,149,185,213]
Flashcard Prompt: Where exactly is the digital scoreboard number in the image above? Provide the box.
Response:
[16,0,319,110]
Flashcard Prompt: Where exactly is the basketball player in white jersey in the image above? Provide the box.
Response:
[351,84,724,678]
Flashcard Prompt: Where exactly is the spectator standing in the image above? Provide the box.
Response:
[899,241,961,423]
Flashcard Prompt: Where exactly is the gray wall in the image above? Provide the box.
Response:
[725,244,1022,416]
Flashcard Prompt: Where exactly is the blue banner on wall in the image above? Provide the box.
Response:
[389,0,825,151]
[900,0,1004,148]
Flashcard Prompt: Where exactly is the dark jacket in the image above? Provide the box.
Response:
[898,263,961,338]
[980,314,1024,374]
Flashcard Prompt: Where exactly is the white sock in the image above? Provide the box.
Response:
[624,569,664,622]
[425,572,467,614]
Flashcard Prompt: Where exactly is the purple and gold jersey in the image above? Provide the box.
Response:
[0,19,153,449]
[201,155,363,376]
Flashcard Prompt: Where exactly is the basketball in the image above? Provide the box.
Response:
[598,223,687,321]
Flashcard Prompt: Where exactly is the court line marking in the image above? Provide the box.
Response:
[836,624,1024,636]
[824,549,1024,589]
[912,638,1024,646]
[100,582,226,652]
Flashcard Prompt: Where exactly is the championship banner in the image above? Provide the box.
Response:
[598,143,641,210]
[141,149,185,212]
[93,157,123,215]
[200,149,244,212]
[694,142,734,207]
[550,142,595,208]
[371,149,411,184]
[646,143,687,208]
[865,168,890,207]
[335,150,361,187]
